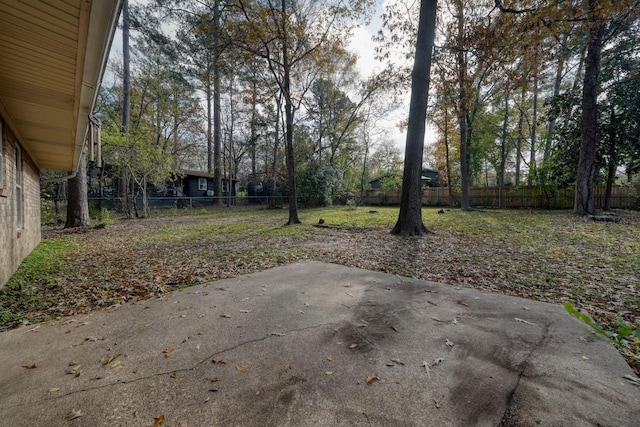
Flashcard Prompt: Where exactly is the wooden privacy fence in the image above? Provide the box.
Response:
[360,185,640,209]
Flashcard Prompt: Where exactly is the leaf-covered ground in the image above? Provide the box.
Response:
[1,207,638,373]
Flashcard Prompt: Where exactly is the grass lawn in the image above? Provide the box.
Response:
[1,206,638,373]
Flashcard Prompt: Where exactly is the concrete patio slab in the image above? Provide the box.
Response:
[0,261,638,426]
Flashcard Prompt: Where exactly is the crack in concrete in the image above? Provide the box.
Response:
[499,320,552,426]
[1,321,339,410]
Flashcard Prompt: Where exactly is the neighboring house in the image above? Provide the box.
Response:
[369,168,440,189]
[0,1,123,287]
[174,170,238,199]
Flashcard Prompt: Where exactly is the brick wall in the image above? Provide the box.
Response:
[0,118,41,288]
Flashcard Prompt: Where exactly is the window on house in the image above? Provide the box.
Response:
[198,178,207,191]
[16,143,23,229]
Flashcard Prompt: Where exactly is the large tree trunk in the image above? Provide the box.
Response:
[574,0,605,216]
[391,0,437,236]
[455,0,472,211]
[281,0,300,225]
[65,151,90,228]
[120,0,131,214]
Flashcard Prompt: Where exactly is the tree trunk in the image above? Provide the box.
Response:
[515,83,525,186]
[444,105,453,207]
[281,0,300,225]
[528,73,538,185]
[206,71,213,173]
[250,66,258,184]
[545,39,566,162]
[65,150,90,228]
[120,0,131,214]
[391,0,437,236]
[455,0,472,211]
[604,105,616,211]
[574,0,605,216]
[499,86,509,208]
[213,0,222,205]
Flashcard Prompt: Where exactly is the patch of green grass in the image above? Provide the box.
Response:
[0,238,78,329]
[299,206,399,228]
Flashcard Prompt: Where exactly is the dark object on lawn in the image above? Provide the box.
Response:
[369,210,378,214]
[318,219,325,224]
[585,215,620,223]
[437,209,445,214]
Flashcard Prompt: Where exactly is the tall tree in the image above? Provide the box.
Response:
[391,0,437,236]
[235,0,371,224]
[574,0,606,216]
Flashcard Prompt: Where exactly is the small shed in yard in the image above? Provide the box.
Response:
[0,1,123,287]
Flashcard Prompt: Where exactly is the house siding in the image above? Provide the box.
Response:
[0,120,41,288]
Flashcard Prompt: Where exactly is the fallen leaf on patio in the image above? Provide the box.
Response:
[434,399,442,408]
[100,353,121,365]
[327,355,334,362]
[366,373,379,384]
[456,299,468,306]
[432,357,445,365]
[164,348,174,357]
[182,337,190,343]
[206,377,219,382]
[65,365,82,374]
[212,359,226,365]
[256,390,261,396]
[349,344,358,349]
[22,364,37,369]
[582,355,589,360]
[110,360,121,369]
[515,318,537,326]
[235,365,244,372]
[325,371,334,376]
[422,361,431,377]
[239,310,250,313]
[453,318,458,325]
[445,339,454,347]
[169,372,177,378]
[65,330,71,334]
[220,314,231,318]
[49,387,60,393]
[152,415,165,427]
[68,409,82,420]
[391,358,405,365]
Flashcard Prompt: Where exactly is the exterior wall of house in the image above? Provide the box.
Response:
[0,118,41,288]
[185,177,213,197]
